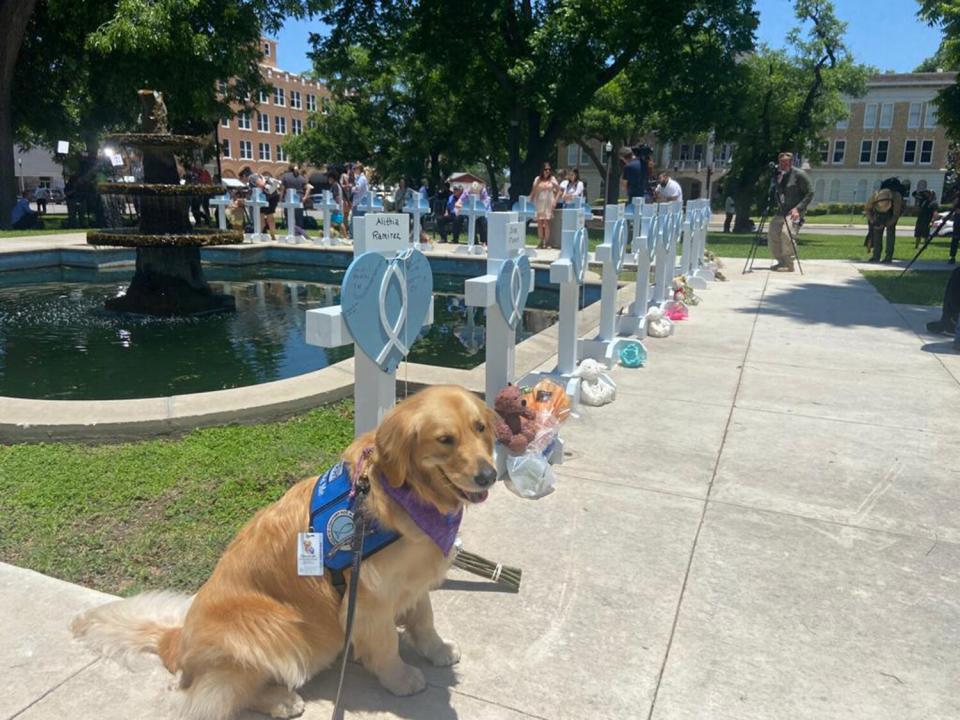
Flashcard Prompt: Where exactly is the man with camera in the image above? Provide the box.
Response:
[768,152,812,272]
[864,179,905,264]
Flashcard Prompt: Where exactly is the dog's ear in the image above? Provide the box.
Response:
[375,403,419,488]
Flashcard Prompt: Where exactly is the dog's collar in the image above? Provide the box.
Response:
[378,475,462,556]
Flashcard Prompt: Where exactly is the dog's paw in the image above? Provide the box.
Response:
[423,640,460,667]
[380,663,426,696]
[253,687,305,719]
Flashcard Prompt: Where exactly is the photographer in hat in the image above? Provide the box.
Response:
[864,179,905,264]
[768,152,812,272]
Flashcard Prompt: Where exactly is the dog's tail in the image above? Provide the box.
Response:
[70,591,193,672]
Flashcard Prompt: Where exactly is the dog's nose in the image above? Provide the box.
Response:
[473,460,498,488]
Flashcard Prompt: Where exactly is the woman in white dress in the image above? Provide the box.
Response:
[529,162,561,249]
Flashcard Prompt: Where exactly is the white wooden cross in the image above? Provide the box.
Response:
[244,188,268,243]
[689,199,715,287]
[679,201,695,277]
[652,201,682,307]
[210,193,231,231]
[305,211,434,436]
[579,203,638,366]
[315,189,340,247]
[351,192,383,239]
[511,195,537,259]
[280,189,303,244]
[618,200,656,337]
[517,206,586,406]
[403,191,432,251]
[456,194,487,255]
[465,212,534,405]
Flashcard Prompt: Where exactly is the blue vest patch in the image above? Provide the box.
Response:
[309,461,400,570]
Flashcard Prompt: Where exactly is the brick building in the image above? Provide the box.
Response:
[807,72,955,206]
[218,38,329,179]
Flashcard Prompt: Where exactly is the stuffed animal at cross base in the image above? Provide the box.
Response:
[494,383,538,453]
[573,358,617,406]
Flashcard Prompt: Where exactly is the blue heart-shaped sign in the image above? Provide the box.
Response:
[571,226,588,283]
[341,249,433,373]
[611,217,627,273]
[495,254,532,329]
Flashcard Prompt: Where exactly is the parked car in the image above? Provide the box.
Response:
[934,211,954,237]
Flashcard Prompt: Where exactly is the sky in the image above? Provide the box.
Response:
[275,0,945,76]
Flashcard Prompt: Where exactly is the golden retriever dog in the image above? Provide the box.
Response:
[71,385,497,720]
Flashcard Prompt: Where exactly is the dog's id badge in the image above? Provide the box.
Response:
[297,532,323,576]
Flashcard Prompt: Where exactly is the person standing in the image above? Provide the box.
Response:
[529,163,561,249]
[34,185,49,215]
[768,152,812,272]
[912,190,937,249]
[562,168,584,204]
[619,147,647,204]
[864,185,903,264]
[351,162,369,213]
[438,186,464,243]
[723,194,736,233]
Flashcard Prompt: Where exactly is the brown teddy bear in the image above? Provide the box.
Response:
[494,384,537,453]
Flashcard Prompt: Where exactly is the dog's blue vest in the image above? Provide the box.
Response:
[309,461,399,571]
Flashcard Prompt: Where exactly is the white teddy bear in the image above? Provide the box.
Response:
[574,358,617,406]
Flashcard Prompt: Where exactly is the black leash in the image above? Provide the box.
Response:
[900,207,956,277]
[331,475,369,720]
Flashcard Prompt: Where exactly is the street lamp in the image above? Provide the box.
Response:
[604,140,613,203]
[17,157,24,195]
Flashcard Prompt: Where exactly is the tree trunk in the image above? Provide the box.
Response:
[0,0,39,229]
[483,157,499,201]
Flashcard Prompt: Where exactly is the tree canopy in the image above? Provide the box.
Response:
[918,1,960,138]
[296,0,756,198]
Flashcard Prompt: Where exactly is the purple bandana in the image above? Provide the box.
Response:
[378,476,462,555]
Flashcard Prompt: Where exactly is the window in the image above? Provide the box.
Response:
[321,96,331,114]
[875,139,888,164]
[258,142,271,161]
[307,118,317,129]
[814,178,824,201]
[259,89,269,105]
[237,111,251,130]
[920,139,933,164]
[220,117,230,128]
[274,87,285,106]
[275,116,286,134]
[863,103,877,129]
[925,103,938,128]
[818,141,829,162]
[221,139,231,158]
[718,143,733,163]
[306,94,317,112]
[836,105,849,130]
[832,139,846,163]
[879,103,893,129]
[566,144,579,166]
[692,144,704,162]
[276,145,287,163]
[828,178,840,201]
[859,139,873,164]
[290,90,301,110]
[239,139,252,160]
[263,42,270,57]
[257,112,269,133]
[903,139,917,163]
[856,179,868,202]
[291,118,302,135]
[908,102,922,128]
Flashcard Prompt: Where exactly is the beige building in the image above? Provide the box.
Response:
[807,72,955,206]
[218,38,330,179]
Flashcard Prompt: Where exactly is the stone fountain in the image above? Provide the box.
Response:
[87,90,242,315]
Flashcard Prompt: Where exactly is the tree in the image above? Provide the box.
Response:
[3,0,318,228]
[308,0,756,201]
[723,0,868,230]
[918,1,960,137]
[0,0,40,229]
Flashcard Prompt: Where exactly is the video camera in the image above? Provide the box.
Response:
[632,144,653,159]
[879,176,910,199]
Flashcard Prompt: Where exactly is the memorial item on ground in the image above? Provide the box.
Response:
[494,383,537,453]
[574,359,617,407]
[452,539,522,591]
[645,306,674,337]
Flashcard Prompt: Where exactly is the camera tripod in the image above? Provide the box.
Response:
[899,205,957,277]
[743,178,805,275]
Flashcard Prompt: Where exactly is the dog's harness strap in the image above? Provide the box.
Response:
[331,473,369,720]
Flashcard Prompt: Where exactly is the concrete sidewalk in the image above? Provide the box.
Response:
[4,260,960,720]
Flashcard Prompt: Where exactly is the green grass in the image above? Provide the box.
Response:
[0,402,354,596]
[706,230,953,262]
[861,270,951,306]
[807,213,917,230]
[1,216,87,238]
